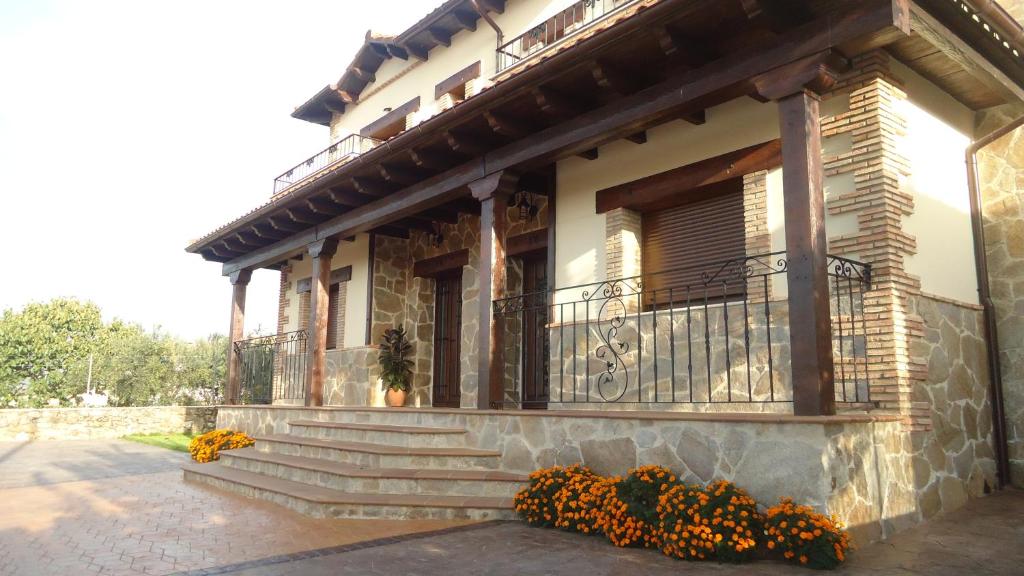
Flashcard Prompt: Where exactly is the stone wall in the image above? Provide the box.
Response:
[976,104,1024,488]
[217,405,909,545]
[323,347,380,407]
[0,406,218,441]
[908,295,998,516]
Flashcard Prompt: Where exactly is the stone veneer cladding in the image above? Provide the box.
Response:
[977,102,1024,488]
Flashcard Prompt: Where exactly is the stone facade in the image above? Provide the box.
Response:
[0,406,218,441]
[976,104,1024,488]
[908,295,997,516]
[217,405,908,545]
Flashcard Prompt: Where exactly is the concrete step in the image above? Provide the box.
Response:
[254,434,502,469]
[182,463,514,520]
[286,420,468,448]
[220,448,527,498]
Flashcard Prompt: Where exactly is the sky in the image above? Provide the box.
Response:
[0,0,428,339]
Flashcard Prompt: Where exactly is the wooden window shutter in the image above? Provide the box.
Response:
[299,292,311,332]
[327,284,340,350]
[641,179,746,301]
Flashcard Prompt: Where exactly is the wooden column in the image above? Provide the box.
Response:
[304,237,339,407]
[778,90,835,416]
[226,269,252,405]
[470,171,519,410]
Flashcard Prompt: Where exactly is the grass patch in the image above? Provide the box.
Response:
[123,432,193,453]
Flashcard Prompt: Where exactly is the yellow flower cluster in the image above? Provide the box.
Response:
[763,498,852,570]
[513,464,593,528]
[656,480,761,563]
[515,465,853,570]
[594,465,676,548]
[188,429,255,463]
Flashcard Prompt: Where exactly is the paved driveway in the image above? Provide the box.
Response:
[0,440,1021,576]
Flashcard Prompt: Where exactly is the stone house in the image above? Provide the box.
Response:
[185,0,1024,544]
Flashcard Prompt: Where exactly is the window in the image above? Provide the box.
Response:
[641,178,746,301]
[360,97,420,141]
[297,266,353,350]
[434,62,480,110]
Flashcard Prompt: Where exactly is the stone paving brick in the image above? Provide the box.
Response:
[0,441,473,576]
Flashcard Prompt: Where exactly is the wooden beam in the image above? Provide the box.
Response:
[532,86,583,116]
[444,130,487,155]
[577,148,599,161]
[478,0,504,14]
[409,148,449,170]
[596,139,782,213]
[625,131,647,144]
[306,197,343,216]
[908,4,1024,103]
[427,27,452,47]
[452,10,478,32]
[404,42,428,61]
[679,110,707,125]
[590,59,637,94]
[413,249,470,278]
[327,187,374,207]
[469,170,519,409]
[387,44,409,60]
[250,224,287,241]
[304,238,338,407]
[484,110,530,138]
[351,177,392,197]
[221,1,908,275]
[779,91,835,417]
[286,207,317,225]
[379,163,423,185]
[226,269,252,405]
[372,225,411,239]
[234,231,261,247]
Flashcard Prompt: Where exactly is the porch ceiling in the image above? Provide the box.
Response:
[186,0,1024,273]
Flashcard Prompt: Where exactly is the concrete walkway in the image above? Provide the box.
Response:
[0,440,1021,575]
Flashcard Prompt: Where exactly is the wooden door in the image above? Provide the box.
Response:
[432,274,463,407]
[521,256,549,409]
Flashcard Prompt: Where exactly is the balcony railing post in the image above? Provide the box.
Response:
[226,269,252,405]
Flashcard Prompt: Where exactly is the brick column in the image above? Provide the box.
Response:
[305,237,339,407]
[226,269,252,404]
[470,170,519,410]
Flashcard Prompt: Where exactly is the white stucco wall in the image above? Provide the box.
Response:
[554,96,782,297]
[283,233,370,348]
[894,60,979,305]
[329,0,582,142]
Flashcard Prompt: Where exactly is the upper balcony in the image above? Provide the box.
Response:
[496,0,637,73]
[273,134,381,197]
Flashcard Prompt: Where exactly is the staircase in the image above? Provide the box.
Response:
[182,419,524,520]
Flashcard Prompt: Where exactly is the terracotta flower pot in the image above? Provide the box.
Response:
[385,388,408,407]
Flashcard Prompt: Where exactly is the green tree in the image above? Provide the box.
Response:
[0,299,226,408]
[0,299,104,407]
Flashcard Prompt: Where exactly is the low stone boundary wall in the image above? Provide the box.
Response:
[0,406,218,441]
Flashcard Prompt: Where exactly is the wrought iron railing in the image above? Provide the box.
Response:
[233,330,307,404]
[493,252,872,408]
[496,0,638,73]
[273,134,381,196]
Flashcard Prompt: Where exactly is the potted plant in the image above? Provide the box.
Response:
[378,325,413,407]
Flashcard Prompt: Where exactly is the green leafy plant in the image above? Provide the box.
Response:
[378,325,413,392]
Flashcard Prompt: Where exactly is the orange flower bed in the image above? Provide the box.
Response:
[515,465,852,570]
[513,464,593,527]
[764,498,852,570]
[188,429,255,463]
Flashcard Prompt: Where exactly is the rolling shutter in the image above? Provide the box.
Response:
[641,179,746,301]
